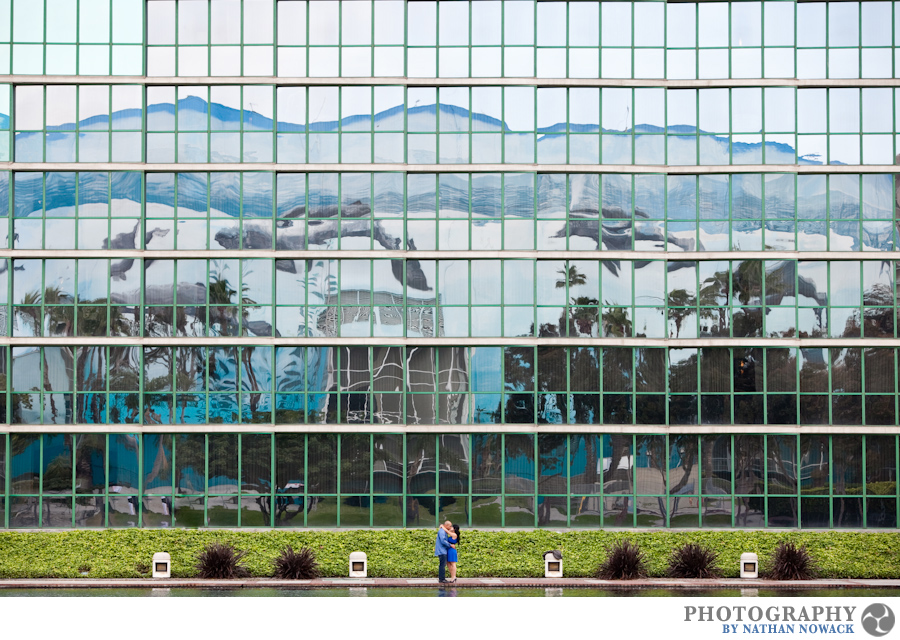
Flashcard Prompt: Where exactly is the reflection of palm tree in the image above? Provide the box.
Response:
[555,266,586,290]
[567,299,598,336]
[601,305,631,337]
[556,266,599,335]
[42,439,73,493]
[42,286,73,337]
[17,290,42,336]
[732,260,762,305]
[667,289,696,338]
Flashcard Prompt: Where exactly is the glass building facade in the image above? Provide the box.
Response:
[0,0,898,530]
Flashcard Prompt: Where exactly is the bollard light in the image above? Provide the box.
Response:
[349,551,368,578]
[740,552,759,579]
[152,552,171,578]
[543,550,563,578]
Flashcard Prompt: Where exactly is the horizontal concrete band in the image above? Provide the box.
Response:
[4,423,900,435]
[5,337,900,347]
[3,74,899,89]
[7,162,900,174]
[0,250,894,261]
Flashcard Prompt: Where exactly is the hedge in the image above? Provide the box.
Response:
[0,529,898,579]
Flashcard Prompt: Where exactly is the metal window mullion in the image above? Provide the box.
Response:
[827,433,834,529]
[236,432,242,526]
[564,428,570,528]
[462,432,475,528]
[532,429,537,528]
[860,432,869,528]
[3,432,8,528]
[400,429,406,527]
[500,432,505,527]
[795,433,802,529]
[336,430,341,525]
[762,432,769,527]
[729,433,735,528]
[70,433,76,527]
[896,433,900,530]
[300,432,307,527]
[34,432,42,528]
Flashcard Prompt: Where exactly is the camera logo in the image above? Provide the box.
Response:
[861,604,895,637]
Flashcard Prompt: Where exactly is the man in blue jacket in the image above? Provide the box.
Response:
[434,520,453,583]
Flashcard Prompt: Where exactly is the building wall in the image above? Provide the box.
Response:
[0,0,898,529]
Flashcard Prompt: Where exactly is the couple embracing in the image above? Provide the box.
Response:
[433,520,461,583]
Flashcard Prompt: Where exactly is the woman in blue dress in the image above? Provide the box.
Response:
[447,524,460,582]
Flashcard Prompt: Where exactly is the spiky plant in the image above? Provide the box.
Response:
[667,543,722,579]
[766,542,818,580]
[273,546,322,580]
[595,540,648,580]
[195,542,251,579]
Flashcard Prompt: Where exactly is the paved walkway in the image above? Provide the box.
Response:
[1,577,899,589]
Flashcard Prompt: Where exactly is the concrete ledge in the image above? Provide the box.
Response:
[0,577,898,589]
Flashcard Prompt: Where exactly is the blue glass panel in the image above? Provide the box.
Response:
[108,434,139,492]
[504,173,534,218]
[175,394,207,424]
[78,172,109,209]
[42,434,73,493]
[10,433,40,493]
[142,434,172,493]
[667,175,697,220]
[308,173,339,218]
[862,174,892,219]
[210,172,240,217]
[108,394,139,424]
[146,173,175,216]
[242,172,273,217]
[14,132,43,163]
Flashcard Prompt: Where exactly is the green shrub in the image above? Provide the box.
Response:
[0,529,896,579]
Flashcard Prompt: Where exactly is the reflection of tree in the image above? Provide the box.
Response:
[568,300,599,336]
[555,266,585,290]
[18,286,75,337]
[601,306,631,337]
[605,434,634,525]
[800,435,829,498]
[108,347,140,423]
[767,435,798,524]
[40,346,74,424]
[503,348,534,423]
[555,265,599,337]
[732,260,762,305]
[667,288,696,338]
[273,434,305,525]
[76,347,105,424]
[634,435,697,522]
[174,434,205,493]
[42,436,73,494]
[733,435,763,525]
[537,435,565,525]
[472,434,501,493]
[307,434,338,494]
[861,282,894,337]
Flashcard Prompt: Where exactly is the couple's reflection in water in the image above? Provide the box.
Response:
[437,587,458,597]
